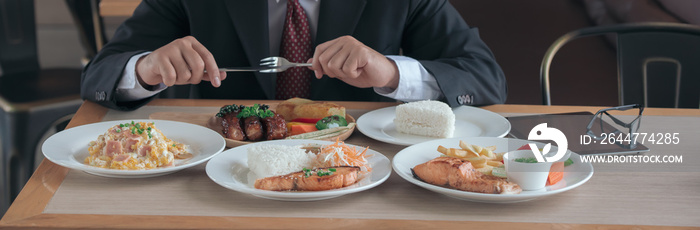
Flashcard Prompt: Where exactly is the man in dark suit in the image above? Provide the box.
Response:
[81,0,506,110]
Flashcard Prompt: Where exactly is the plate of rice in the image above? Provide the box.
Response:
[357,101,511,146]
[205,139,391,201]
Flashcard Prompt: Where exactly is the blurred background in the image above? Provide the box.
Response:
[1,0,698,217]
[20,0,700,105]
[25,0,700,105]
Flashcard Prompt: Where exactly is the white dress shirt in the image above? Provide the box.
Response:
[116,0,442,101]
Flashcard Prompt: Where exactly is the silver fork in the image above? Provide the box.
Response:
[259,56,313,73]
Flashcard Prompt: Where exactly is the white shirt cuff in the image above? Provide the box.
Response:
[115,52,166,101]
[374,55,443,101]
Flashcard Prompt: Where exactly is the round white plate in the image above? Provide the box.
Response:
[392,137,594,203]
[42,119,226,178]
[205,139,391,201]
[356,105,511,146]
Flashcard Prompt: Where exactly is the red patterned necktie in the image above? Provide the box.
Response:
[275,0,312,99]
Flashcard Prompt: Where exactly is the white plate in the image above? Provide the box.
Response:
[392,137,594,203]
[205,139,391,201]
[356,106,511,146]
[42,119,226,178]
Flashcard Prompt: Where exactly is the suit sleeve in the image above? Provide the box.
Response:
[80,0,188,110]
[403,0,507,107]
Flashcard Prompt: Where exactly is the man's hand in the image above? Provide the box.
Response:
[136,36,226,88]
[310,36,399,89]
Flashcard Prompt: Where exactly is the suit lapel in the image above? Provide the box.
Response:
[315,0,367,45]
[224,0,275,99]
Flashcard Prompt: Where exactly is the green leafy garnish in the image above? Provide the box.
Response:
[302,168,335,177]
[119,121,152,138]
[514,157,538,163]
[236,104,274,119]
[316,115,348,130]
[564,157,574,166]
[303,168,312,177]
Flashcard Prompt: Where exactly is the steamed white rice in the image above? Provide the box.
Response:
[247,144,315,178]
[394,100,455,138]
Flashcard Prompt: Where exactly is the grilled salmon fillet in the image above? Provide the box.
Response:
[412,157,522,194]
[254,166,361,191]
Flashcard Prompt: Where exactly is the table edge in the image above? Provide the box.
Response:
[2,213,694,230]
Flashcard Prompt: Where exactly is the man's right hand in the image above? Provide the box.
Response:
[135,36,226,88]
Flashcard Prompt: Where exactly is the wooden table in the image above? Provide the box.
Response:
[1,99,699,229]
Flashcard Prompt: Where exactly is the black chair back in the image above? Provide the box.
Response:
[0,0,40,76]
[618,30,700,108]
[541,22,700,108]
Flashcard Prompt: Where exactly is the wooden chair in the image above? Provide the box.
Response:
[541,22,700,108]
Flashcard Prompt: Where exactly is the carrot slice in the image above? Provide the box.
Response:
[547,162,565,185]
[288,124,318,136]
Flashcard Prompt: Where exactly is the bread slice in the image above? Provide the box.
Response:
[393,100,455,138]
[276,98,345,121]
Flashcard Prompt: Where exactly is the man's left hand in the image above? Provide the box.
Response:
[309,36,399,89]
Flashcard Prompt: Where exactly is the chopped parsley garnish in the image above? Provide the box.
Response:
[317,170,334,177]
[119,121,152,138]
[302,168,335,177]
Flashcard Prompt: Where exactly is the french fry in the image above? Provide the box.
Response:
[494,152,506,162]
[475,165,494,175]
[481,148,496,158]
[459,140,470,151]
[459,141,477,154]
[466,157,488,168]
[447,148,468,158]
[444,140,504,174]
[487,160,504,167]
[437,145,448,155]
[472,145,484,156]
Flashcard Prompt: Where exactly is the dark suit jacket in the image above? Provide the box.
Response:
[81,0,507,110]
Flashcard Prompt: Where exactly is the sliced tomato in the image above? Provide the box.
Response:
[517,144,531,150]
[291,118,323,123]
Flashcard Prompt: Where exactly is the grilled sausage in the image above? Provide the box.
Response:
[222,112,245,141]
[243,116,263,141]
[262,113,287,140]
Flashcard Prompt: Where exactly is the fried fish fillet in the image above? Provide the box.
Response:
[412,157,521,194]
[254,166,361,191]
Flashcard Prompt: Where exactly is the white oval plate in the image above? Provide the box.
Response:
[206,139,391,201]
[356,105,511,146]
[392,137,594,203]
[42,119,226,178]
